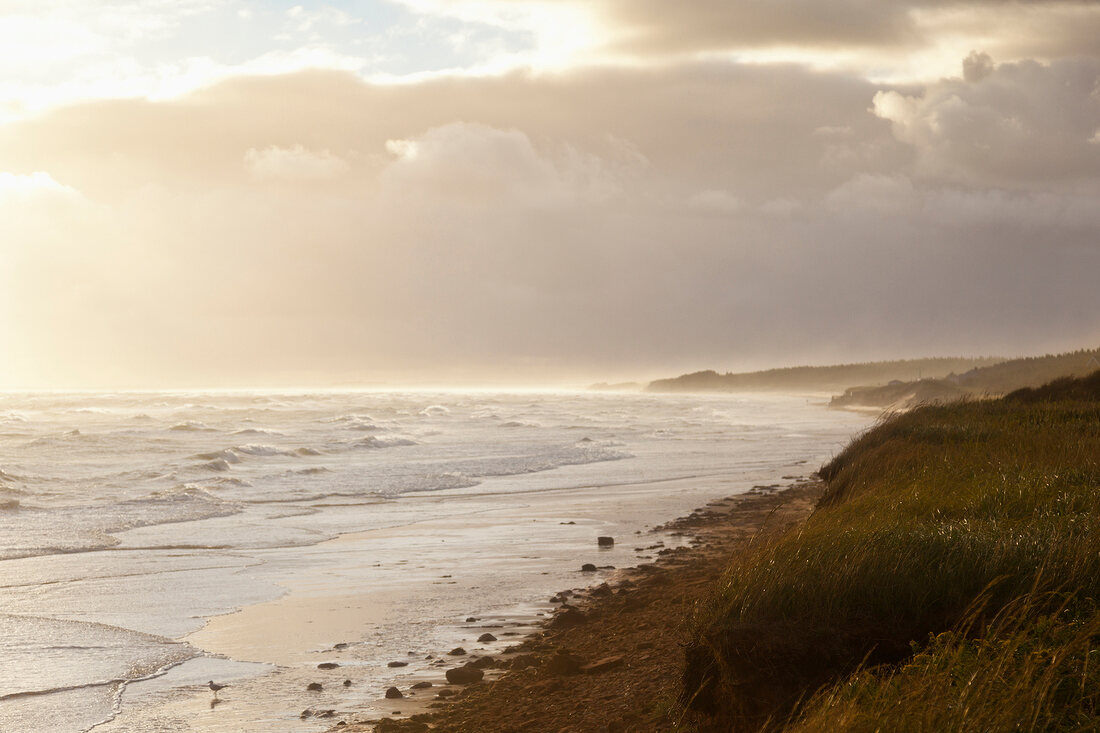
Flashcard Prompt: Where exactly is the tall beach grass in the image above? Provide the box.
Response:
[683,372,1100,731]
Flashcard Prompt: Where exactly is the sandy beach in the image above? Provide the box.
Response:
[333,479,825,732]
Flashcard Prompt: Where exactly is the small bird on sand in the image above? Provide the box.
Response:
[208,681,227,697]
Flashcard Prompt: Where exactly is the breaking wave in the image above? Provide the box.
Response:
[169,421,214,432]
[235,444,293,457]
[352,436,418,450]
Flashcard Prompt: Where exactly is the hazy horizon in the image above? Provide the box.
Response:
[0,349,1056,393]
[3,2,1099,389]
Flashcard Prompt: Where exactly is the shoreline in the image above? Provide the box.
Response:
[335,477,825,732]
[6,391,868,732]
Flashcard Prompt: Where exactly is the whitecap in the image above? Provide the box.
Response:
[235,444,291,457]
[169,421,214,432]
[353,436,418,449]
[322,414,374,424]
[192,449,242,464]
[212,477,251,487]
[347,420,385,432]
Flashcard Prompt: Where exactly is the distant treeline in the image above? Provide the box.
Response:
[832,347,1100,409]
[645,357,1005,394]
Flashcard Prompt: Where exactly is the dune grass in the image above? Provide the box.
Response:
[682,372,1100,731]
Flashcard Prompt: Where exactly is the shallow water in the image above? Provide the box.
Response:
[0,390,871,731]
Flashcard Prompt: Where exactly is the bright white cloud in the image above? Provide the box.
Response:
[0,171,82,202]
[0,2,376,120]
[244,145,351,181]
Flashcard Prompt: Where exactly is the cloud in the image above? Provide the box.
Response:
[593,0,916,52]
[399,0,920,53]
[0,171,82,202]
[284,4,362,34]
[688,189,743,213]
[813,125,854,139]
[825,174,917,215]
[874,57,1100,184]
[5,0,1100,133]
[0,64,896,200]
[400,1,1100,82]
[382,123,562,198]
[245,144,350,181]
[381,122,633,206]
[0,58,1097,387]
[962,50,994,82]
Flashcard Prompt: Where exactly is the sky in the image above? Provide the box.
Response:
[1,0,1099,388]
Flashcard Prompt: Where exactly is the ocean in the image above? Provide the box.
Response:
[0,390,870,731]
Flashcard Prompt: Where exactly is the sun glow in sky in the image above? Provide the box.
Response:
[2,1,1100,388]
[0,0,596,119]
[3,0,1087,118]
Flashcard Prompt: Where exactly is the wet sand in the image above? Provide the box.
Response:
[97,472,789,731]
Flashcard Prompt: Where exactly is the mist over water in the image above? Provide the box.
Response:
[0,390,870,731]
